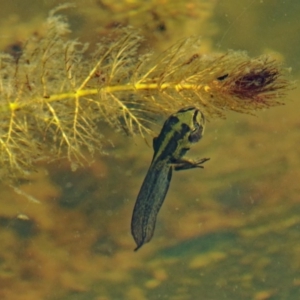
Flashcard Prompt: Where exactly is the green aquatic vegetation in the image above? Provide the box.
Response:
[0,6,292,181]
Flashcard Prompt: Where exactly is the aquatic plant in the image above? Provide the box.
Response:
[0,6,292,182]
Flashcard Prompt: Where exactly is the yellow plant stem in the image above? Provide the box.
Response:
[2,81,208,113]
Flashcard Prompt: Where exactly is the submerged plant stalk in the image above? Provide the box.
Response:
[0,8,292,181]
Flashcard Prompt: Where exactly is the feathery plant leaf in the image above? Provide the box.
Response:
[0,7,292,181]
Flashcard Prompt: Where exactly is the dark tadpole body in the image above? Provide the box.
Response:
[131,107,209,251]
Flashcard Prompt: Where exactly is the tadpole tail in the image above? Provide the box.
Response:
[131,162,172,251]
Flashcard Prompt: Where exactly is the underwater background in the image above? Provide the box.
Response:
[0,0,299,299]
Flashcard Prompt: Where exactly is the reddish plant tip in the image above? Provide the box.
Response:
[231,67,279,100]
[209,55,292,114]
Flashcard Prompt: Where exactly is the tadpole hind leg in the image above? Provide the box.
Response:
[174,157,210,171]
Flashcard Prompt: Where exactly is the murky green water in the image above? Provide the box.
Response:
[0,1,299,299]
